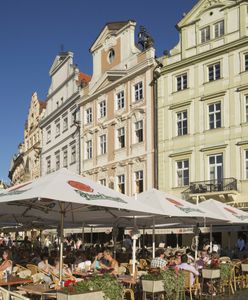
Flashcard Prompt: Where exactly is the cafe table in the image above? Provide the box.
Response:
[0,276,33,291]
[17,283,57,299]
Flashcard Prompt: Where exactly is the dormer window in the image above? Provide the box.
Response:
[201,26,210,43]
[108,49,115,64]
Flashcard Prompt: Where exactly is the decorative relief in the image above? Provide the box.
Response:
[203,0,235,9]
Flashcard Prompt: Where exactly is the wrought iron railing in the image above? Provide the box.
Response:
[182,177,237,198]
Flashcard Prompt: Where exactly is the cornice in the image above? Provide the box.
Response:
[200,90,226,101]
[169,100,192,110]
[161,37,248,74]
[236,84,248,92]
[236,140,248,146]
[169,150,193,158]
[200,143,228,152]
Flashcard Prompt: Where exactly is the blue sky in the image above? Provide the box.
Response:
[0,0,196,182]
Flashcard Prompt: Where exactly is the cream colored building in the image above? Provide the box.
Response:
[78,21,157,195]
[158,0,248,207]
[23,92,46,181]
[9,92,46,184]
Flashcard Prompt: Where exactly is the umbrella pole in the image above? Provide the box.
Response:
[152,217,155,259]
[59,202,65,284]
[209,224,213,253]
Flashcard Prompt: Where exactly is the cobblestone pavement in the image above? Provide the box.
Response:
[213,289,248,300]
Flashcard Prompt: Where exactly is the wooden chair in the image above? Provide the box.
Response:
[232,261,245,291]
[219,257,231,263]
[139,259,148,270]
[0,287,9,300]
[26,264,38,275]
[181,270,201,300]
[219,263,234,295]
[122,288,135,300]
[9,291,30,300]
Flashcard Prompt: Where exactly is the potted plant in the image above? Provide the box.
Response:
[57,274,124,300]
[241,260,248,272]
[202,259,220,279]
[142,271,164,293]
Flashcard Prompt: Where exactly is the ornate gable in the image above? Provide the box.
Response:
[177,0,237,28]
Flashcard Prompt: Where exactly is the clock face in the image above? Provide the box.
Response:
[108,49,115,64]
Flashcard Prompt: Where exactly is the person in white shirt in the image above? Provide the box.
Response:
[179,254,199,286]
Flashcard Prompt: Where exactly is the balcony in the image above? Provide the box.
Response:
[182,177,238,203]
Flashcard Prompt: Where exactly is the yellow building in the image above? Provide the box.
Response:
[158,0,248,207]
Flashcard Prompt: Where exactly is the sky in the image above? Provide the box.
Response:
[0,0,197,183]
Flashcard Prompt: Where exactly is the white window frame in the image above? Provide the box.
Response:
[134,82,143,102]
[177,111,188,136]
[214,20,224,38]
[86,140,93,159]
[208,62,221,81]
[208,102,221,129]
[117,127,125,149]
[176,159,189,187]
[86,107,93,124]
[245,150,248,179]
[176,73,187,91]
[117,174,125,194]
[99,100,106,118]
[99,134,107,155]
[71,144,76,164]
[46,156,51,174]
[63,116,68,132]
[201,26,210,43]
[99,178,106,186]
[134,120,143,143]
[135,170,144,193]
[116,90,125,110]
[55,121,60,137]
[46,127,51,144]
[55,151,60,171]
[63,149,68,168]
[209,154,223,182]
[245,53,248,72]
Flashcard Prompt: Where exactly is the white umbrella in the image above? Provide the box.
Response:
[199,199,248,223]
[0,168,162,281]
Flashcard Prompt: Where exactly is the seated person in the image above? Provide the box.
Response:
[92,251,104,271]
[38,254,53,283]
[196,250,209,269]
[179,254,199,286]
[0,250,12,277]
[150,249,167,270]
[52,258,72,278]
[100,250,119,275]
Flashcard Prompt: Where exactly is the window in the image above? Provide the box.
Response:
[209,102,221,129]
[214,20,224,38]
[201,26,210,43]
[99,179,106,186]
[55,151,60,171]
[245,150,248,179]
[71,144,76,164]
[209,154,223,181]
[117,175,125,194]
[135,171,144,193]
[63,149,68,168]
[135,120,143,143]
[86,140,93,159]
[176,160,189,187]
[55,122,60,137]
[99,100,106,118]
[246,96,248,122]
[108,49,115,64]
[116,91,125,110]
[177,111,188,136]
[100,134,107,155]
[86,108,93,124]
[117,127,125,148]
[46,156,51,174]
[46,127,51,144]
[208,63,220,81]
[63,117,68,132]
[245,53,248,71]
[176,74,187,91]
[134,82,143,101]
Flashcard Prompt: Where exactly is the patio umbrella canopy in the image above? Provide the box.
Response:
[199,199,248,224]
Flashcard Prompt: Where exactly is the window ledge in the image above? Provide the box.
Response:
[203,127,223,133]
[203,78,223,85]
[172,88,189,95]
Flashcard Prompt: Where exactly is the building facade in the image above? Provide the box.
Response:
[40,51,90,176]
[157,0,248,206]
[23,92,46,181]
[78,21,157,196]
[8,143,25,184]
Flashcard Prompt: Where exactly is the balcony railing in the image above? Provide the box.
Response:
[182,177,237,197]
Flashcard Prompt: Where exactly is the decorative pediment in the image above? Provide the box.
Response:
[177,0,237,29]
[49,52,72,76]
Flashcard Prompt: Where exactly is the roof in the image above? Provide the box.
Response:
[78,72,91,83]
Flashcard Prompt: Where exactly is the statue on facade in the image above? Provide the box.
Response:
[137,26,154,51]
